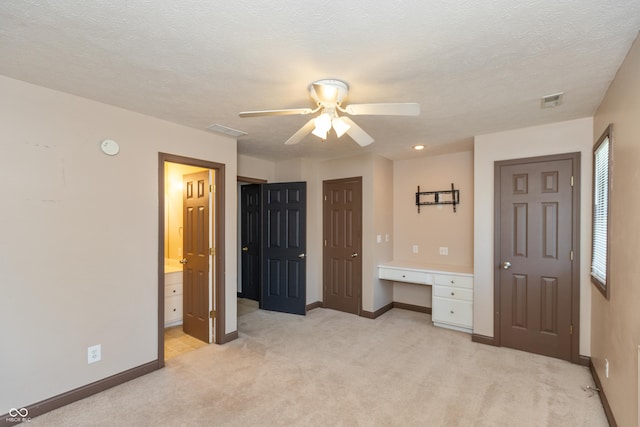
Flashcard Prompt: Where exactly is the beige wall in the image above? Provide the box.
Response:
[393,151,474,265]
[0,75,238,413]
[392,150,474,306]
[372,155,394,309]
[592,33,640,427]
[474,117,594,355]
[237,154,275,182]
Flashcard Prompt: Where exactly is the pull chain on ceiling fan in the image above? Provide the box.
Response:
[239,79,420,147]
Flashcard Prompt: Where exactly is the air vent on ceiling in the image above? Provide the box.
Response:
[206,124,247,137]
[541,92,564,109]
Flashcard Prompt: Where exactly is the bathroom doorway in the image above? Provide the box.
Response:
[158,153,226,364]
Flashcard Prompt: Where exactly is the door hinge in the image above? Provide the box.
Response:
[324,239,327,247]
[324,195,327,201]
[209,247,215,256]
[210,310,216,319]
[570,176,574,187]
[569,324,573,335]
[570,250,574,261]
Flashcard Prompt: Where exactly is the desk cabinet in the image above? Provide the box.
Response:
[431,274,473,333]
[378,263,473,333]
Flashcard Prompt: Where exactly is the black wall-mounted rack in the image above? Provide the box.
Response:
[416,183,460,213]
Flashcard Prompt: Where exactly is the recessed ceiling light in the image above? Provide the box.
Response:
[541,92,564,109]
[206,124,247,137]
[413,144,426,150]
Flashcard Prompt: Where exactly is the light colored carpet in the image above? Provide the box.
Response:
[237,297,259,317]
[29,307,608,426]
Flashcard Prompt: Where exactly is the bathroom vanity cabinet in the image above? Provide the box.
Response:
[164,271,183,327]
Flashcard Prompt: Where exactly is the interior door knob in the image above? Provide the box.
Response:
[351,252,359,258]
[298,253,306,259]
[501,261,511,270]
[179,258,188,264]
[242,246,249,252]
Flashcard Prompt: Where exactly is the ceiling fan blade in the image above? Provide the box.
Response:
[343,103,420,116]
[340,117,374,147]
[284,118,316,145]
[239,108,314,118]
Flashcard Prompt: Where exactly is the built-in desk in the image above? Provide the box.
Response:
[378,261,473,333]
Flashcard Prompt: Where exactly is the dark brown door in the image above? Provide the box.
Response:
[496,155,577,361]
[183,171,210,343]
[323,177,362,315]
[261,182,306,315]
[240,184,261,301]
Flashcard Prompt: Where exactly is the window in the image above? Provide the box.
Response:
[591,124,612,299]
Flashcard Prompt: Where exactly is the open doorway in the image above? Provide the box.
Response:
[158,153,226,365]
[237,177,266,326]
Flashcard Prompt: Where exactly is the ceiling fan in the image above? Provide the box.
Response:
[239,79,420,147]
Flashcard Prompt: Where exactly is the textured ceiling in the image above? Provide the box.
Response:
[1,1,639,161]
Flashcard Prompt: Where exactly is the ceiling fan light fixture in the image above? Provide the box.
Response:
[332,117,350,138]
[319,85,338,103]
[311,127,328,139]
[311,79,349,104]
[312,113,332,139]
[239,78,419,147]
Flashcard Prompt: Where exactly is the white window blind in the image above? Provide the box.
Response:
[591,136,609,285]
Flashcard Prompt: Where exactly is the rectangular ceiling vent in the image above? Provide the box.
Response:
[541,92,564,109]
[206,124,247,137]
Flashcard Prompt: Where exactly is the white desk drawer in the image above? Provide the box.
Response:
[166,283,183,296]
[434,274,473,289]
[433,285,473,301]
[379,267,432,285]
[432,297,473,328]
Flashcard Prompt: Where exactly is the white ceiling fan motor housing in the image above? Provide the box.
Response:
[309,79,349,106]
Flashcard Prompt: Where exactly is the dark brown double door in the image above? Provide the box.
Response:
[323,177,363,315]
[495,153,579,361]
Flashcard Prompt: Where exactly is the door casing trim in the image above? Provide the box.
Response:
[158,153,227,366]
[493,152,581,363]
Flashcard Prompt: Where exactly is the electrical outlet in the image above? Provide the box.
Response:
[412,245,419,254]
[88,344,101,364]
[385,234,390,242]
[439,247,449,256]
[376,235,382,243]
[605,358,609,378]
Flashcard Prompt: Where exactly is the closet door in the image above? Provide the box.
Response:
[261,182,307,315]
[240,184,261,301]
